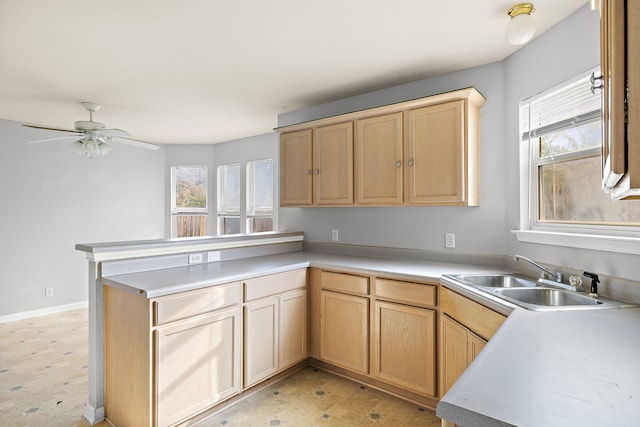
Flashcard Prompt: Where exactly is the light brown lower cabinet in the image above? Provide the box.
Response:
[104,281,243,427]
[439,287,506,396]
[104,268,307,427]
[320,289,370,373]
[372,300,437,397]
[244,295,279,387]
[156,307,241,427]
[243,269,308,388]
[440,314,486,395]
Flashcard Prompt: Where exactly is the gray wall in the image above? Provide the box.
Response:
[276,6,640,283]
[277,62,507,254]
[0,119,165,317]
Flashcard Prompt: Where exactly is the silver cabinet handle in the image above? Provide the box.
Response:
[305,169,311,175]
[314,169,319,175]
[590,72,604,94]
[395,161,401,167]
[408,159,414,166]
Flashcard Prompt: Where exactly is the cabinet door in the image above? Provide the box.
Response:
[405,100,465,205]
[355,112,403,204]
[320,290,368,373]
[440,314,469,396]
[600,0,626,190]
[373,301,436,396]
[279,289,308,369]
[244,296,279,388]
[280,130,313,206]
[155,307,241,427]
[468,331,487,362]
[313,122,354,205]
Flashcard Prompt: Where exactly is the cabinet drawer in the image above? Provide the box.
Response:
[244,269,307,302]
[440,287,506,341]
[154,282,241,326]
[374,278,436,308]
[320,270,369,295]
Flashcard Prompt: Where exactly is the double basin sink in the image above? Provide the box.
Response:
[443,273,635,311]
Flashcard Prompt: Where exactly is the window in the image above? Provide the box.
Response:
[216,159,274,235]
[171,166,208,238]
[217,163,241,235]
[246,159,274,232]
[517,68,640,250]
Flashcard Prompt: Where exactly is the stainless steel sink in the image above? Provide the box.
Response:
[450,274,538,288]
[493,287,602,307]
[442,273,637,311]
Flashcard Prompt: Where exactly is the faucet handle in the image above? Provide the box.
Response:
[583,271,600,296]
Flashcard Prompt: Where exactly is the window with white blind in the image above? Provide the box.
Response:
[216,160,274,235]
[519,67,640,232]
[246,159,274,233]
[217,163,241,235]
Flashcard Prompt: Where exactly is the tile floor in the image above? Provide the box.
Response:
[200,367,442,426]
[0,308,442,426]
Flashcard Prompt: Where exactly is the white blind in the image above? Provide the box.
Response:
[520,69,602,140]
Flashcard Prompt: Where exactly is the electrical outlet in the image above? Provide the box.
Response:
[445,233,456,249]
[331,229,339,242]
[45,287,54,298]
[207,251,221,262]
[188,253,203,264]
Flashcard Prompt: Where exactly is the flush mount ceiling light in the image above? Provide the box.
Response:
[507,3,536,45]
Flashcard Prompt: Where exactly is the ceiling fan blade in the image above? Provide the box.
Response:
[110,136,159,150]
[25,135,81,144]
[96,128,130,137]
[23,124,77,133]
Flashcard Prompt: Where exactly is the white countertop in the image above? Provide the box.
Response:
[437,307,640,427]
[102,250,507,298]
[102,249,640,426]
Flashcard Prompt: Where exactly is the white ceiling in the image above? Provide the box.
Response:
[0,0,588,144]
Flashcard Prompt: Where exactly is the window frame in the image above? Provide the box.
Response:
[246,159,274,233]
[170,165,208,238]
[216,163,241,235]
[514,68,640,254]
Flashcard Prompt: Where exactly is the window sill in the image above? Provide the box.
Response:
[512,230,640,255]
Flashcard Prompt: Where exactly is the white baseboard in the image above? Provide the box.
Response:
[0,300,88,324]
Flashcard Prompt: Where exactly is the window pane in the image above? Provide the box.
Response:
[539,121,601,158]
[174,166,207,210]
[175,215,207,238]
[247,217,273,233]
[247,159,273,215]
[217,164,240,214]
[539,156,640,224]
[219,216,240,235]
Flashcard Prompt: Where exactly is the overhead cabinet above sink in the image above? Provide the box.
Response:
[277,87,486,207]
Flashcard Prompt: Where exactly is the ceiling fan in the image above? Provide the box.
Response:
[23,102,159,158]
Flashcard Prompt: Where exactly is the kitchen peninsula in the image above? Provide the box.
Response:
[77,232,640,427]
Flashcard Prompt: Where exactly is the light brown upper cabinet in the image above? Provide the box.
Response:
[406,100,471,205]
[277,87,485,207]
[355,112,404,204]
[313,122,354,205]
[280,130,313,206]
[599,0,640,199]
[279,123,354,206]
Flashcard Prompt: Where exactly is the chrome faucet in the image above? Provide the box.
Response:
[514,255,564,283]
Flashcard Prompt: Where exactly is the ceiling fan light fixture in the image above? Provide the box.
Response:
[97,140,112,155]
[507,3,536,45]
[73,136,107,158]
